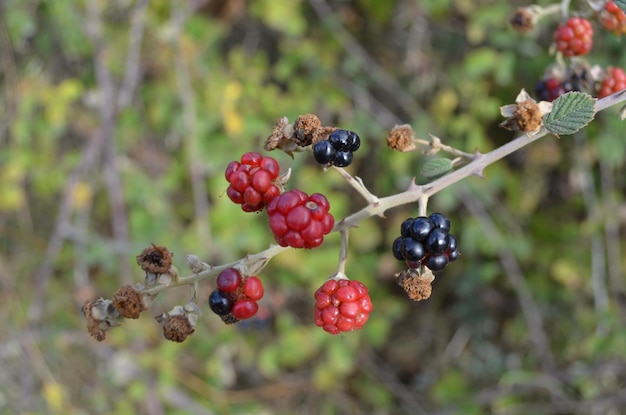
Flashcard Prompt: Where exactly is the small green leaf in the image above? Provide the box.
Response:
[615,0,626,14]
[421,158,453,178]
[543,92,596,135]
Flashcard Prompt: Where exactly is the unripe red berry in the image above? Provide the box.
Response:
[232,300,259,320]
[553,17,593,57]
[216,268,242,292]
[314,277,373,334]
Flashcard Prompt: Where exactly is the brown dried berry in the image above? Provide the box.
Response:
[293,113,322,147]
[510,7,535,33]
[162,314,195,343]
[112,285,146,319]
[386,125,416,152]
[136,244,173,274]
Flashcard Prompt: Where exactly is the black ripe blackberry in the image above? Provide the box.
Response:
[209,289,233,315]
[313,129,361,167]
[391,212,459,272]
[313,140,336,165]
[334,151,353,167]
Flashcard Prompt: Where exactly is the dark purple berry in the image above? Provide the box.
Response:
[428,213,450,232]
[446,234,457,252]
[347,131,361,152]
[401,238,426,262]
[313,140,335,165]
[209,289,232,315]
[328,129,351,151]
[333,151,353,167]
[392,237,404,260]
[400,218,414,237]
[448,249,460,262]
[410,217,433,241]
[425,229,449,254]
[425,254,449,271]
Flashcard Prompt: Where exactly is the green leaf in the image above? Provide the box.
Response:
[543,92,596,136]
[615,0,626,14]
[421,158,453,178]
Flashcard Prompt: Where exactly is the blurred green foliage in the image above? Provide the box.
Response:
[2,0,626,414]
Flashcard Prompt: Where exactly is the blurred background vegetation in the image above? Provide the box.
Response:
[2,0,626,414]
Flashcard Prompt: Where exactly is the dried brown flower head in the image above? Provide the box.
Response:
[387,125,417,152]
[264,116,297,153]
[500,89,552,136]
[162,314,195,343]
[83,298,122,342]
[136,244,173,274]
[395,268,435,302]
[112,285,146,319]
[156,303,201,343]
[293,113,322,147]
[510,7,538,33]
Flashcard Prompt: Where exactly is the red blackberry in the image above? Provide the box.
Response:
[600,1,626,35]
[225,152,281,212]
[210,272,265,322]
[553,17,593,57]
[267,190,334,248]
[216,268,242,292]
[314,277,373,335]
[597,67,626,98]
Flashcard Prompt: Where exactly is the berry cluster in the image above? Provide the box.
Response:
[267,189,334,248]
[313,129,361,168]
[553,17,593,57]
[535,78,566,102]
[392,213,459,272]
[597,66,626,98]
[314,277,373,335]
[225,152,281,212]
[209,268,264,322]
[600,0,626,35]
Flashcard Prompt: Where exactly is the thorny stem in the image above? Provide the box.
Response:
[141,88,626,297]
[414,134,475,160]
[331,166,380,206]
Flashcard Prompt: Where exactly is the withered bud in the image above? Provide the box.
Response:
[510,7,537,33]
[264,116,297,152]
[500,89,552,136]
[161,314,195,343]
[500,99,543,133]
[395,268,435,302]
[387,125,417,152]
[156,303,201,343]
[136,244,173,274]
[83,298,122,342]
[293,113,322,147]
[112,285,146,319]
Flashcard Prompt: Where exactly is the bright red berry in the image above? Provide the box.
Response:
[225,152,281,212]
[553,17,593,57]
[232,299,259,320]
[314,278,373,335]
[243,276,264,301]
[216,268,242,292]
[601,1,626,35]
[597,67,626,98]
[267,190,334,248]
